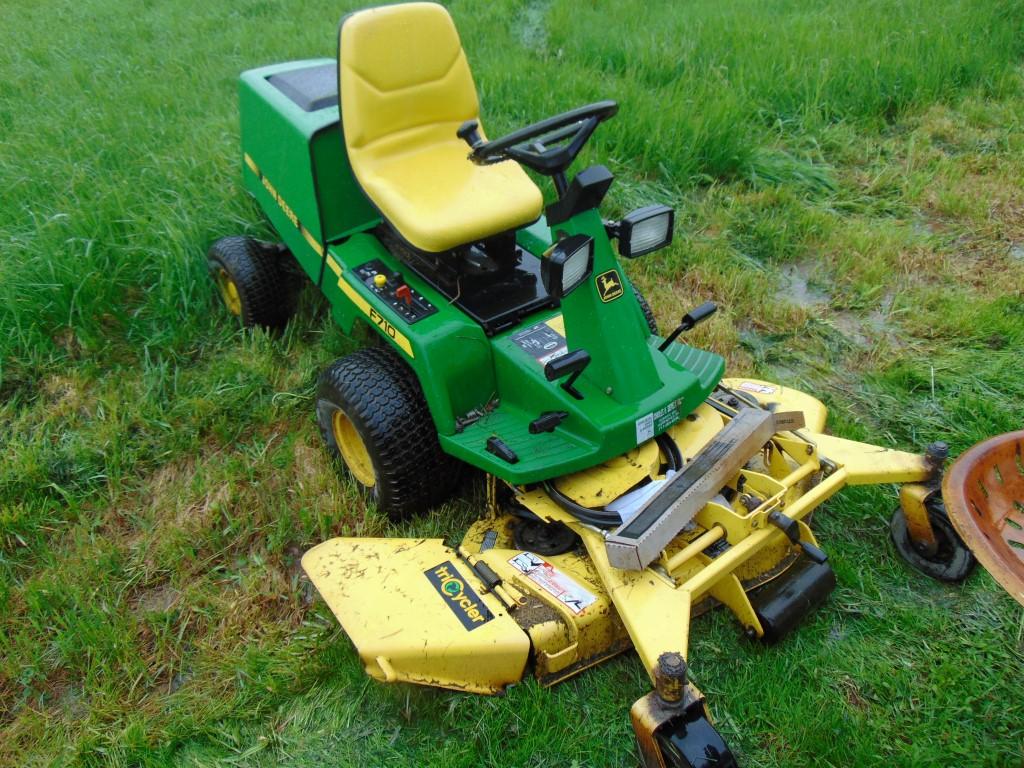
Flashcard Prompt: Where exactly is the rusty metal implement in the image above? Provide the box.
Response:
[605,408,777,571]
[943,430,1024,606]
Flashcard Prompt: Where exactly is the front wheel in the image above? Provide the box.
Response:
[632,283,658,335]
[315,346,461,520]
[890,499,976,583]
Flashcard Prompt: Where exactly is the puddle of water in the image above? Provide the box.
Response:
[518,0,551,51]
[832,292,897,346]
[1010,244,1024,261]
[832,312,870,345]
[775,260,831,307]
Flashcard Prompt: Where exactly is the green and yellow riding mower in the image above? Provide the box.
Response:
[207,4,1024,765]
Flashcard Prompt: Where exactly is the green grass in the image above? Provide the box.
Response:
[2,0,1024,765]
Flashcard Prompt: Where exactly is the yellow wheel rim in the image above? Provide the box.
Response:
[332,409,376,488]
[215,268,242,316]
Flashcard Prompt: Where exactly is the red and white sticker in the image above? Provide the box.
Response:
[738,381,777,395]
[508,552,596,614]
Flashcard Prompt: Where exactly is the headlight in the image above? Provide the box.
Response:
[542,234,594,299]
[617,204,674,258]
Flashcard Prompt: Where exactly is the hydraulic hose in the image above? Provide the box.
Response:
[544,432,683,528]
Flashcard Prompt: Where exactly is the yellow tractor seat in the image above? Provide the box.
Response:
[338,3,543,253]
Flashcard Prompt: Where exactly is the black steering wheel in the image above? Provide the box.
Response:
[456,101,618,178]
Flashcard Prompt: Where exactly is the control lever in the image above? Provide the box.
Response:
[529,410,568,434]
[544,349,591,400]
[768,510,828,564]
[658,301,718,351]
[457,119,485,151]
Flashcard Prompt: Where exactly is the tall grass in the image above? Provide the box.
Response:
[470,0,1024,182]
[2,0,1023,370]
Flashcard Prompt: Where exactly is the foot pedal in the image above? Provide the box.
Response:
[605,407,777,571]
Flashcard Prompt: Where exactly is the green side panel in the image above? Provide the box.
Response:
[322,235,495,433]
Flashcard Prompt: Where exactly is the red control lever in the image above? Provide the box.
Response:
[395,284,413,306]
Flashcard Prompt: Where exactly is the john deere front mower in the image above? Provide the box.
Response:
[207,4,1024,765]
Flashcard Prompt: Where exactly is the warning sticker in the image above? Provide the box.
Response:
[738,381,776,395]
[635,399,682,444]
[508,552,596,614]
[511,318,567,366]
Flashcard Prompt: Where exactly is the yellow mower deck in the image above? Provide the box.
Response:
[303,538,531,694]
[303,379,940,698]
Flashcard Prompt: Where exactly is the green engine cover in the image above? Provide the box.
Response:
[239,59,379,283]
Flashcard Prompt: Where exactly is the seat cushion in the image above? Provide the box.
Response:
[355,133,543,253]
[339,3,543,252]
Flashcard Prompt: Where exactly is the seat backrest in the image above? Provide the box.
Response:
[338,3,479,158]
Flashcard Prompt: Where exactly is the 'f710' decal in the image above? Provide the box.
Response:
[325,255,414,358]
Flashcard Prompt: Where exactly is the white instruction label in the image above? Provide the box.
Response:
[635,399,681,444]
[739,381,776,395]
[508,552,597,614]
[635,413,655,443]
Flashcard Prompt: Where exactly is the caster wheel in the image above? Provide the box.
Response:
[891,499,976,583]
[655,705,738,768]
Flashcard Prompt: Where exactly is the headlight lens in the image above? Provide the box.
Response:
[561,241,592,291]
[542,234,594,299]
[618,204,674,258]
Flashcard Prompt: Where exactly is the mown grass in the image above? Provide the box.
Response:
[2,0,1023,766]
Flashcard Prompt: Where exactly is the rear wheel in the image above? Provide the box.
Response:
[316,346,461,520]
[890,498,976,583]
[207,236,294,329]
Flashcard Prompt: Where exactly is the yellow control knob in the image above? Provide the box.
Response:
[373,274,387,289]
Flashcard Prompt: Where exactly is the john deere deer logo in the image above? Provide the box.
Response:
[596,269,624,303]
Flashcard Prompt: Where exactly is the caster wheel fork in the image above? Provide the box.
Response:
[632,654,738,768]
[892,492,976,583]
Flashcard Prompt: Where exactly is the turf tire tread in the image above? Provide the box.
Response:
[208,235,292,329]
[316,346,460,520]
[632,282,658,335]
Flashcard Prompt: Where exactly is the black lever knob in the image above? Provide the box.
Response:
[798,540,829,565]
[679,301,718,331]
[658,301,718,351]
[457,119,485,150]
[768,510,828,564]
